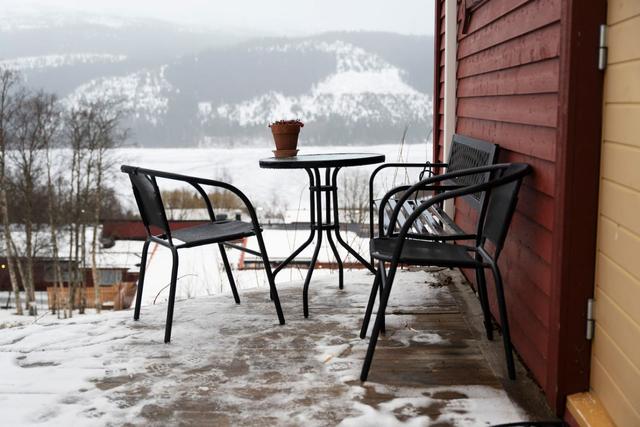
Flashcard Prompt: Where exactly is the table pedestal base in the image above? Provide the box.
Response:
[272,167,375,317]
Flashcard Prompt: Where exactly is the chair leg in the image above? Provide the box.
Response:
[164,248,179,343]
[361,262,398,381]
[489,262,516,380]
[360,266,381,339]
[256,231,285,325]
[219,244,240,304]
[475,267,494,340]
[378,260,387,335]
[134,239,151,321]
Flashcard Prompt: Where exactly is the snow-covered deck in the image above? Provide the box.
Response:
[0,269,554,426]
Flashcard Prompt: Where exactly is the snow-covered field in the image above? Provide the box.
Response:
[111,143,431,211]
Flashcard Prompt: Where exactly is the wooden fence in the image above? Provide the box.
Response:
[47,283,137,311]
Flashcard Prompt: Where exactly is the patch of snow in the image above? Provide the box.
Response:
[62,66,173,125]
[339,386,526,427]
[0,54,127,71]
[314,69,419,96]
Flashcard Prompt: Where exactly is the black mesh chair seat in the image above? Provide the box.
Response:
[370,238,480,268]
[170,221,257,247]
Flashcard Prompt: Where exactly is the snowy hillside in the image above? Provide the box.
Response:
[63,66,174,125]
[201,41,430,128]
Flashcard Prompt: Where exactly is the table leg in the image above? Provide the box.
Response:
[330,167,376,273]
[325,168,344,289]
[302,168,324,318]
[277,165,375,318]
[272,169,316,276]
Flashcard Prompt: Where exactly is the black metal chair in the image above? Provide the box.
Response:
[121,165,285,343]
[359,163,532,381]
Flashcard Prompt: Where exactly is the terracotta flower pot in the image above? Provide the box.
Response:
[269,120,304,157]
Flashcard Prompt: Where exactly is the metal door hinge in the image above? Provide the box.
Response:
[598,25,608,71]
[586,298,595,340]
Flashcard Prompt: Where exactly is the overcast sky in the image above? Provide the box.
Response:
[3,0,434,35]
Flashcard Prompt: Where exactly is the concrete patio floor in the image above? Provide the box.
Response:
[0,268,556,426]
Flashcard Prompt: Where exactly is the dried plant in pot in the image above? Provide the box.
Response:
[269,119,304,158]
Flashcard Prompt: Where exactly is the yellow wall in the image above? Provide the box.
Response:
[591,1,640,426]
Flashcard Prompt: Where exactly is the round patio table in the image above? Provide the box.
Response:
[259,153,385,317]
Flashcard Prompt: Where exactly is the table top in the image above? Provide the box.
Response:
[259,153,385,169]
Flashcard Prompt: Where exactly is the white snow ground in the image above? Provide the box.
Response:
[0,269,531,426]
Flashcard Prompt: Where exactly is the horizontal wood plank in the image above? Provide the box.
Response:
[457,58,559,98]
[503,265,551,330]
[591,356,640,427]
[499,150,556,197]
[458,0,561,59]
[456,117,556,162]
[457,24,561,78]
[607,0,640,26]
[593,289,640,373]
[462,0,530,36]
[608,14,640,64]
[515,184,554,231]
[599,179,640,236]
[598,216,640,282]
[604,61,640,103]
[502,237,553,297]
[596,252,640,328]
[457,94,558,128]
[603,105,640,148]
[601,140,640,189]
[591,326,640,417]
[508,211,553,264]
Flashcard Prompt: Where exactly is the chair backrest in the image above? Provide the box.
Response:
[122,167,171,237]
[445,134,499,209]
[478,163,531,255]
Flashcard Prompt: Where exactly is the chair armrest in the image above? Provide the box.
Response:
[385,163,516,240]
[368,162,448,239]
[388,163,531,264]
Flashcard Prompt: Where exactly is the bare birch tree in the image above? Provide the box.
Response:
[39,94,67,318]
[88,99,127,313]
[64,106,90,316]
[8,90,60,315]
[0,68,23,314]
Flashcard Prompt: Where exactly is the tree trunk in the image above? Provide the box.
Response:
[46,153,66,318]
[0,69,22,314]
[23,180,37,315]
[91,157,102,313]
[67,148,78,317]
[9,238,28,313]
[1,223,22,315]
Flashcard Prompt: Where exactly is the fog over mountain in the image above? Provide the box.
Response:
[0,14,434,147]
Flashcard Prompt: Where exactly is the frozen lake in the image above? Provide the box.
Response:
[111,143,432,212]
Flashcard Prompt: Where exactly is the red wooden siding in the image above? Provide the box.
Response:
[437,0,560,406]
[433,0,606,414]
[457,0,561,394]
